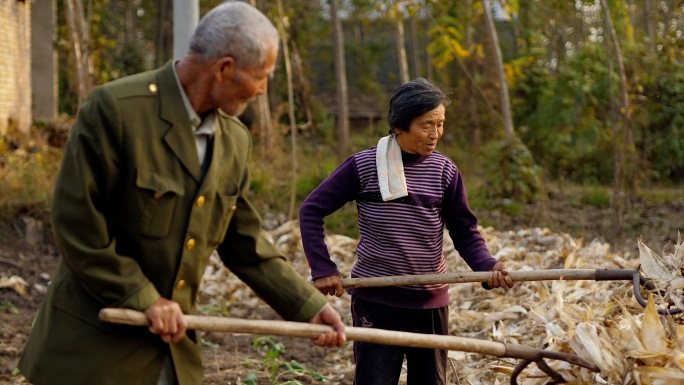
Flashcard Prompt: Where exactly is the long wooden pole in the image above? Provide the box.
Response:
[341,268,637,289]
[100,308,506,356]
[98,308,598,372]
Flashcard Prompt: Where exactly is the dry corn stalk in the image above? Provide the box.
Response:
[197,224,684,384]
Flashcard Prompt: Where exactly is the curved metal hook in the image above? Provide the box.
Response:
[507,346,600,384]
[595,268,683,315]
[632,270,682,315]
[511,358,566,384]
[510,358,532,385]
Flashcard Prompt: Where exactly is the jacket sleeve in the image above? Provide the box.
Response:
[51,86,161,310]
[217,153,327,323]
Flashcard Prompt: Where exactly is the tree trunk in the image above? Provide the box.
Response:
[644,0,656,55]
[602,0,637,240]
[425,17,433,80]
[465,0,480,145]
[331,0,350,157]
[408,14,421,79]
[155,0,173,67]
[482,0,514,142]
[394,10,410,84]
[276,0,299,221]
[291,40,314,133]
[603,1,636,196]
[64,0,93,107]
[254,96,275,164]
[124,1,135,45]
[248,0,276,165]
[606,44,624,245]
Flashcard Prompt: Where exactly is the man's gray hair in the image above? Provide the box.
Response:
[189,1,278,68]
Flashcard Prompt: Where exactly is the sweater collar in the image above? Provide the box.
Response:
[401,150,429,165]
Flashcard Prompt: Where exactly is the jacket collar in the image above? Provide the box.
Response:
[156,61,202,182]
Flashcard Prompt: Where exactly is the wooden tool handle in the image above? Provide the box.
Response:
[99,308,509,356]
[99,308,599,372]
[340,269,603,288]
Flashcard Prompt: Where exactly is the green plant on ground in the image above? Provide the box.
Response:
[0,135,62,217]
[242,336,327,385]
[0,300,19,314]
[638,187,682,204]
[199,297,230,316]
[481,138,544,203]
[201,338,220,349]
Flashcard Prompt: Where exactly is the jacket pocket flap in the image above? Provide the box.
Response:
[136,169,184,195]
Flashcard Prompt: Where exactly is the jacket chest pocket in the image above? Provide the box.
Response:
[133,169,185,239]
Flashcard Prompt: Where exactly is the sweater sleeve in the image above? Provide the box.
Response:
[442,168,498,272]
[299,155,360,279]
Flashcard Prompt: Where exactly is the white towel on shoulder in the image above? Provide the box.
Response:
[376,134,408,201]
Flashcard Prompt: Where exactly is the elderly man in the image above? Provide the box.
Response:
[18,2,345,385]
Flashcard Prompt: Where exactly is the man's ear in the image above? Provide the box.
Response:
[215,56,236,81]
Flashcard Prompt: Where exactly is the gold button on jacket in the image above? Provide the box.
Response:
[186,238,196,250]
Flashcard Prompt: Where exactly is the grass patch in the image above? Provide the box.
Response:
[639,187,683,204]
[0,132,62,221]
[581,187,611,208]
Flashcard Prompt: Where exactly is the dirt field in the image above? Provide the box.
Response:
[1,196,682,385]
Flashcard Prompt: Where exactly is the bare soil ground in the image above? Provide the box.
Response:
[1,196,682,385]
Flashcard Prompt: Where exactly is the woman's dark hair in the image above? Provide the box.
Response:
[387,78,450,134]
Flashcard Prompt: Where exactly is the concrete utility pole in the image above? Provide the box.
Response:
[173,0,199,59]
[31,0,58,121]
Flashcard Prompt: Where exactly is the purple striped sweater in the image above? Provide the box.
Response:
[299,148,497,309]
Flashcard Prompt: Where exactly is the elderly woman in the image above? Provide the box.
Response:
[299,78,514,385]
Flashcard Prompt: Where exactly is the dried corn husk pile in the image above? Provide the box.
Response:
[198,222,684,385]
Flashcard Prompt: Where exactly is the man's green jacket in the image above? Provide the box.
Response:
[18,61,327,385]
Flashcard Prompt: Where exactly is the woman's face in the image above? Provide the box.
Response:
[393,104,445,156]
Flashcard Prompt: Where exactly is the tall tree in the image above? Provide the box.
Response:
[602,0,636,241]
[465,0,481,145]
[644,0,656,55]
[154,0,173,67]
[391,2,410,84]
[276,0,299,221]
[331,0,350,157]
[482,0,514,142]
[408,8,421,79]
[250,0,276,164]
[64,0,94,107]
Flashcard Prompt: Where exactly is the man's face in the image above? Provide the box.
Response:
[213,46,278,116]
